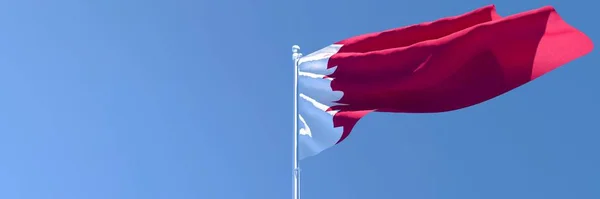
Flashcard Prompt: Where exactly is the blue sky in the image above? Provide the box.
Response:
[0,0,597,198]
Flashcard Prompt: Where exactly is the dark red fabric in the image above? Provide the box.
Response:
[328,5,593,144]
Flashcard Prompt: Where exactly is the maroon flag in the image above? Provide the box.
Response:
[296,5,592,159]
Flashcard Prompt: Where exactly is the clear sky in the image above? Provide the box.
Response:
[0,0,597,198]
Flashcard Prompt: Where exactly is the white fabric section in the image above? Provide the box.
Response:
[298,71,332,80]
[297,44,344,160]
[298,73,340,107]
[299,93,337,115]
[298,44,342,75]
[298,115,312,137]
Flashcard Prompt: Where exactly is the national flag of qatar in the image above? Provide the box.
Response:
[296,5,593,159]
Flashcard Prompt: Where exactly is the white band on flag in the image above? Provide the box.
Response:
[297,44,344,160]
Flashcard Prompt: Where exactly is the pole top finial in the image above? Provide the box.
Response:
[292,45,302,61]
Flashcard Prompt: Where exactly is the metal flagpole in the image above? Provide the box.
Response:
[292,45,302,199]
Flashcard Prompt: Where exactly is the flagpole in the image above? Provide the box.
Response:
[292,45,302,199]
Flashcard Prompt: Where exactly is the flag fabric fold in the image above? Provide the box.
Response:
[297,4,593,159]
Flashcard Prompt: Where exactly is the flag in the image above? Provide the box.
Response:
[296,5,593,159]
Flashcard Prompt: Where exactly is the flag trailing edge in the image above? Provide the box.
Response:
[296,4,593,160]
